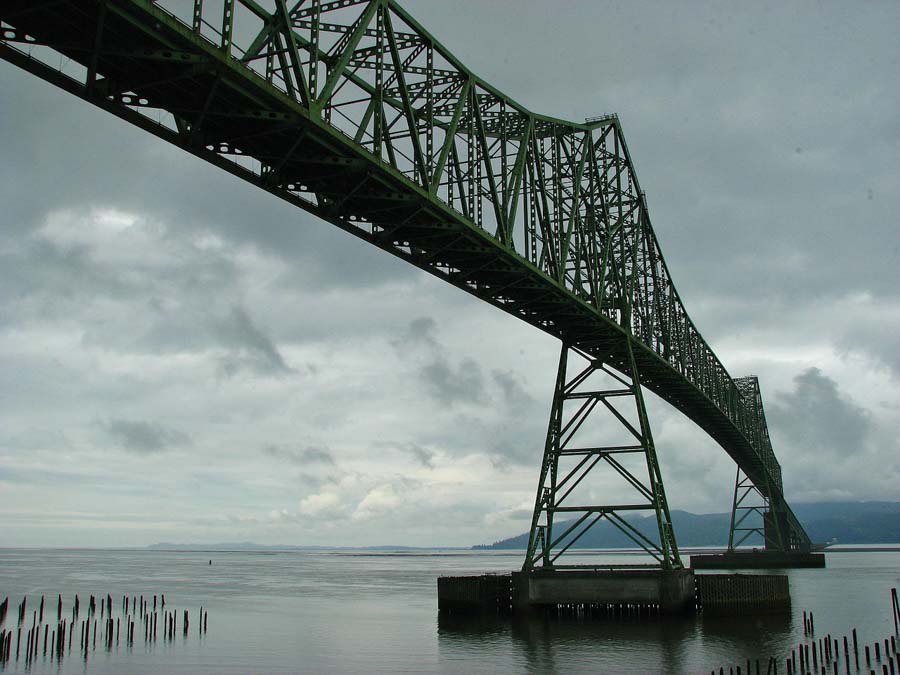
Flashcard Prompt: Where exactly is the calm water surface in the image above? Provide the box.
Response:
[0,548,898,673]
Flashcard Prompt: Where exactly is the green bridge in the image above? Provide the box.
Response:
[0,0,812,570]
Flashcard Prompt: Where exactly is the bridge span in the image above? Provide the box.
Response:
[0,0,812,566]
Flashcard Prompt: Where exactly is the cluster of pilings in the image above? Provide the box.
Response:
[709,588,900,675]
[0,592,208,668]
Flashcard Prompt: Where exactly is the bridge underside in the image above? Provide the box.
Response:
[1,0,810,552]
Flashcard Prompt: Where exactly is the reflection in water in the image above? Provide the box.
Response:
[439,609,797,673]
[699,612,793,657]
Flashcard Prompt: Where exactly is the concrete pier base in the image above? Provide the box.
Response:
[690,551,825,569]
[438,567,794,616]
[511,568,695,615]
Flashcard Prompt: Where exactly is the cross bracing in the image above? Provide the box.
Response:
[0,0,810,550]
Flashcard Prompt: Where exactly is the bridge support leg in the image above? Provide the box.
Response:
[728,466,774,551]
[727,466,798,552]
[522,341,681,571]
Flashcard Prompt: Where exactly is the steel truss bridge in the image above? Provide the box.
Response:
[1,0,811,569]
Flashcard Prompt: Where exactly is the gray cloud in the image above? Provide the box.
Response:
[263,445,336,466]
[420,356,485,406]
[406,443,435,469]
[393,317,487,406]
[215,306,292,377]
[492,369,535,408]
[769,368,872,457]
[103,419,190,455]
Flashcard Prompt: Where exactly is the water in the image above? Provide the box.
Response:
[0,547,898,673]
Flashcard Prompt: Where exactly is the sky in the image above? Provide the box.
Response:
[0,0,898,548]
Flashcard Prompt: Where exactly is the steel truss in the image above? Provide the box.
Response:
[0,0,811,551]
[728,467,771,550]
[524,342,681,571]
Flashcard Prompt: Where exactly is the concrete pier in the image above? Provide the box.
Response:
[690,551,825,569]
[512,569,695,615]
[438,569,695,615]
[438,568,794,616]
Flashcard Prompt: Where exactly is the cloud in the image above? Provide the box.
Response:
[769,368,872,456]
[491,369,535,408]
[393,318,487,405]
[352,483,402,521]
[215,306,292,377]
[103,418,190,455]
[420,356,485,406]
[406,443,436,469]
[393,316,439,351]
[298,492,343,518]
[263,445,336,466]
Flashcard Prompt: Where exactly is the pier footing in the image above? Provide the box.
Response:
[437,569,695,616]
[438,568,796,616]
[690,551,825,569]
[512,569,695,615]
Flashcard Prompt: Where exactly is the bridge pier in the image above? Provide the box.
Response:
[512,569,695,615]
[522,341,681,573]
[438,569,795,615]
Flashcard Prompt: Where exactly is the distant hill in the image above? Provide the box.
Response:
[473,501,900,549]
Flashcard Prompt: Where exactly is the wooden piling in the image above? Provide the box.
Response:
[894,589,900,637]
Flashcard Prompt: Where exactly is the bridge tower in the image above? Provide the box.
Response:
[523,338,682,571]
[727,376,808,553]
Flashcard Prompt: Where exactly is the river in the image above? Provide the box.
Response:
[0,547,897,673]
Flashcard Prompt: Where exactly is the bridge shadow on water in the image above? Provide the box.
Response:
[437,610,794,673]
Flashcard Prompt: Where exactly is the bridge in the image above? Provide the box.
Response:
[1,0,812,571]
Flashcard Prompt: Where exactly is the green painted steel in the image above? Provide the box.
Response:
[524,344,683,571]
[0,0,810,550]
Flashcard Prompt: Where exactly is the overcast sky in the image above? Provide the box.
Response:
[1,0,897,548]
